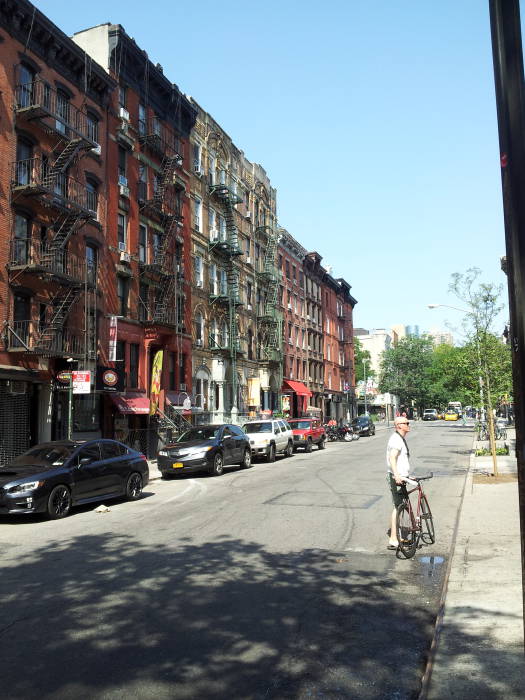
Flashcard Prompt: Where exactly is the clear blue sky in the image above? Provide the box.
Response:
[36,0,509,337]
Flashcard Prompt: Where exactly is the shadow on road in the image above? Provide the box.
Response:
[1,532,522,699]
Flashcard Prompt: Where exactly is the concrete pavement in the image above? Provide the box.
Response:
[426,426,524,699]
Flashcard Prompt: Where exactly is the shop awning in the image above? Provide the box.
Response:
[281,380,312,397]
[111,393,150,414]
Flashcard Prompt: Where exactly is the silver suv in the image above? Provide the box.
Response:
[242,419,294,462]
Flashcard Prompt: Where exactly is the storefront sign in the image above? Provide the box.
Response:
[72,371,91,394]
[96,366,124,393]
[108,316,118,361]
[149,350,163,416]
[56,370,71,384]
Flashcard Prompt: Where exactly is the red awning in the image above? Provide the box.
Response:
[111,393,150,414]
[281,380,312,397]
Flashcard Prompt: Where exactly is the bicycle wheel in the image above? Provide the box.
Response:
[396,502,418,558]
[420,494,435,545]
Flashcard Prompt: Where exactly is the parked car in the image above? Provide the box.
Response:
[0,439,148,520]
[288,418,326,452]
[351,415,376,436]
[423,409,439,421]
[243,419,294,462]
[158,424,251,478]
[444,410,459,421]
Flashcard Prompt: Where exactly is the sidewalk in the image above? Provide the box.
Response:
[426,428,524,699]
[147,459,162,481]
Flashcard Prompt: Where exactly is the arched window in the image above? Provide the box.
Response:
[194,312,203,344]
[210,318,218,347]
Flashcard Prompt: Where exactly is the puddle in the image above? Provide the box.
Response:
[418,555,444,578]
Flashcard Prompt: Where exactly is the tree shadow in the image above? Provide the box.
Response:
[1,534,522,699]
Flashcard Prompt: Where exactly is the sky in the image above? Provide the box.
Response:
[35,0,510,338]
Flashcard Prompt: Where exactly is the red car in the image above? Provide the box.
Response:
[288,418,326,452]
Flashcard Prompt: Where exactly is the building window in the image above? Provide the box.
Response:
[285,260,290,279]
[119,85,127,108]
[14,213,31,264]
[129,343,139,388]
[138,103,146,136]
[56,89,70,134]
[192,142,202,173]
[15,138,33,186]
[169,352,176,390]
[139,223,147,263]
[87,113,99,144]
[117,277,129,317]
[86,244,98,286]
[117,214,127,248]
[194,255,203,286]
[194,197,202,231]
[86,179,98,216]
[18,64,35,108]
[194,312,203,342]
[179,353,186,386]
[118,146,127,184]
[138,164,147,201]
[139,282,149,321]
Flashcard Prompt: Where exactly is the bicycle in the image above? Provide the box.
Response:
[396,474,435,559]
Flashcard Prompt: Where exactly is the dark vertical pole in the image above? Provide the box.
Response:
[489,0,525,643]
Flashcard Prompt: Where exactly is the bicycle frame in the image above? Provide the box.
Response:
[401,480,425,533]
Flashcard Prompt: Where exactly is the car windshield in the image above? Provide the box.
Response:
[289,421,312,429]
[243,422,272,433]
[177,427,219,442]
[353,418,367,424]
[8,445,74,468]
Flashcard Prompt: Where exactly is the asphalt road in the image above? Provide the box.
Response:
[0,421,473,700]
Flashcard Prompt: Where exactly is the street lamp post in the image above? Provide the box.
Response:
[66,357,75,440]
[428,303,498,475]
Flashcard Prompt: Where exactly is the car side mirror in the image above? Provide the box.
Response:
[79,457,92,466]
[274,428,279,435]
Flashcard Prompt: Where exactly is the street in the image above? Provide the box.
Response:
[0,421,473,699]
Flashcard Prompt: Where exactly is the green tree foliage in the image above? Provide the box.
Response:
[378,336,435,411]
[354,337,373,382]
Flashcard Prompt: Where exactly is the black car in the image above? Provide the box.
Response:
[0,439,149,520]
[157,424,252,478]
[351,415,376,436]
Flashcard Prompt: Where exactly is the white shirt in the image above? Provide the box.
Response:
[386,431,410,478]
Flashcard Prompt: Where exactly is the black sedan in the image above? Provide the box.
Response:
[157,424,252,477]
[351,415,376,436]
[0,439,148,519]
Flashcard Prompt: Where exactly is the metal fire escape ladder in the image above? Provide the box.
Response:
[41,138,87,189]
[33,285,82,351]
[48,212,90,252]
[152,154,181,206]
[257,226,282,360]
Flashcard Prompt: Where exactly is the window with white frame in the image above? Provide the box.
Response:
[327,342,331,361]
[192,142,202,173]
[209,263,217,294]
[194,197,202,231]
[208,208,218,240]
[218,214,226,241]
[222,320,229,346]
[326,317,330,334]
[194,254,203,286]
[117,213,127,248]
[138,103,147,136]
[195,312,203,342]
[219,268,227,295]
[139,223,147,263]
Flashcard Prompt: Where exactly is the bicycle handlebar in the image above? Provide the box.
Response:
[403,472,433,485]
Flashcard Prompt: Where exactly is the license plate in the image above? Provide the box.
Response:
[172,462,184,469]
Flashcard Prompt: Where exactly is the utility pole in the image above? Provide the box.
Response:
[363,359,367,415]
[489,0,525,643]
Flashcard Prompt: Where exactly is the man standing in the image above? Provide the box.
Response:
[386,416,411,549]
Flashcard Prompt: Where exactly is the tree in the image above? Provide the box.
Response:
[449,267,510,475]
[354,337,373,383]
[378,335,435,413]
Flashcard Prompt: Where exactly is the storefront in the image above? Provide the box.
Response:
[281,379,312,418]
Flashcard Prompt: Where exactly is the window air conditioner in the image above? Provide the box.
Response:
[118,175,128,186]
[288,337,293,344]
[118,241,127,252]
[180,383,187,391]
[308,346,312,351]
[308,377,313,382]
[91,143,101,156]
[195,339,203,347]
[119,107,130,121]
[307,314,311,320]
[120,251,131,263]
[193,163,202,176]
[245,211,251,220]
[247,304,252,311]
[287,303,292,310]
[119,184,130,198]
[196,280,203,288]
[245,257,252,265]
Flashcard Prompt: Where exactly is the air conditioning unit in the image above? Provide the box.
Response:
[196,280,203,288]
[193,164,202,176]
[210,228,219,241]
[91,143,101,156]
[180,383,187,391]
[308,377,313,382]
[245,211,251,220]
[307,314,311,320]
[195,339,203,347]
[308,346,312,351]
[288,337,293,344]
[119,184,130,198]
[120,251,131,263]
[119,107,130,121]
[118,241,127,252]
[287,303,292,310]
[247,304,252,311]
[118,174,128,186]
[246,257,252,265]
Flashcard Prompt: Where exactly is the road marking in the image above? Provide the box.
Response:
[163,479,206,504]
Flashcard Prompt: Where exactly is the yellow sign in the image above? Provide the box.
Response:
[149,350,164,416]
[247,377,261,406]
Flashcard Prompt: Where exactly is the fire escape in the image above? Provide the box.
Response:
[208,172,243,407]
[256,226,283,363]
[6,79,98,358]
[138,121,184,327]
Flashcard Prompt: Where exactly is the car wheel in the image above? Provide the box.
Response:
[284,441,293,458]
[241,449,252,469]
[266,444,276,463]
[305,438,313,453]
[318,437,326,450]
[126,472,143,500]
[47,485,71,520]
[211,453,224,476]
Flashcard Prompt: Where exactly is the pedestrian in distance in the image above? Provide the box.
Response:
[386,416,411,550]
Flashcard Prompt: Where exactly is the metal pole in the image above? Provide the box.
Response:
[363,359,367,415]
[489,0,525,643]
[67,373,73,440]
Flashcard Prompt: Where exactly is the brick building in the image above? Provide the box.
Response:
[72,23,196,452]
[0,0,114,459]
